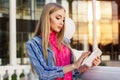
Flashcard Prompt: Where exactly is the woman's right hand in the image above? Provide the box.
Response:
[63,52,91,74]
[73,52,91,69]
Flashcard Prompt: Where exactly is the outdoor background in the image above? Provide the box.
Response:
[0,0,120,67]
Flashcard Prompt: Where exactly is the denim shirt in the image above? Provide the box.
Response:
[26,36,80,80]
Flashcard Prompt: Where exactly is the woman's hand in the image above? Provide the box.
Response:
[73,52,90,69]
[63,52,91,74]
[77,56,101,73]
[78,65,89,73]
[92,56,101,66]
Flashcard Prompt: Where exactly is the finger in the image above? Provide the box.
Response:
[94,56,101,61]
[83,51,91,55]
[92,61,97,66]
[93,59,101,66]
[83,51,91,58]
[97,56,101,59]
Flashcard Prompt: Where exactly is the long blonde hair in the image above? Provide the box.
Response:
[34,3,66,61]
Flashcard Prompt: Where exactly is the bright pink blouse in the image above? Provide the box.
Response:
[49,32,72,80]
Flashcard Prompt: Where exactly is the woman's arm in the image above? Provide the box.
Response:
[63,52,90,74]
[26,40,64,80]
[26,37,90,79]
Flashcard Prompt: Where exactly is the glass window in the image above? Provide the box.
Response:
[72,1,119,63]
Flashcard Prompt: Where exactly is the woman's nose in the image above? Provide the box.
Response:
[60,20,64,25]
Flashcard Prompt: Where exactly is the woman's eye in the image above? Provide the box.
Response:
[56,17,60,20]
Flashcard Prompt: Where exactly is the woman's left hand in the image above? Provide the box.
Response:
[92,56,101,66]
[78,56,101,73]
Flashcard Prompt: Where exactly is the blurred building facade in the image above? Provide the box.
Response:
[0,0,120,65]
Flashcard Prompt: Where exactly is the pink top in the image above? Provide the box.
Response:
[49,32,72,80]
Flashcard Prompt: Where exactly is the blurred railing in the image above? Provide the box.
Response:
[0,65,120,80]
[0,65,34,80]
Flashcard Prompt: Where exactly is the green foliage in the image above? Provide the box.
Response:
[19,70,25,80]
[11,70,17,80]
[3,76,9,80]
[3,70,9,80]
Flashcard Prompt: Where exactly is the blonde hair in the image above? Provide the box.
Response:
[34,3,66,61]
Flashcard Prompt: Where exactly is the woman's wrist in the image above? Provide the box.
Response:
[72,64,77,70]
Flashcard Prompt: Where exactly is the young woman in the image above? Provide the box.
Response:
[26,3,101,80]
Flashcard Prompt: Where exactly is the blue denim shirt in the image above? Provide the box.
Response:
[26,36,80,80]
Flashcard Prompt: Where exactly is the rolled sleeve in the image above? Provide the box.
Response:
[73,69,81,79]
[56,66,64,77]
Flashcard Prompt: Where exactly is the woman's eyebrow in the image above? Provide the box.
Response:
[57,14,65,19]
[56,14,62,17]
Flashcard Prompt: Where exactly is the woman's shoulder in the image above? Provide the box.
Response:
[26,35,42,45]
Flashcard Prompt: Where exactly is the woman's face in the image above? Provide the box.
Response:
[50,9,65,33]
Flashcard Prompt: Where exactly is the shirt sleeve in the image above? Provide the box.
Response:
[73,69,81,77]
[26,39,64,80]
